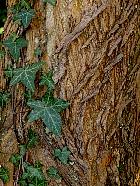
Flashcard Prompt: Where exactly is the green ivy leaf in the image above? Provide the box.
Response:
[43,0,57,6]
[51,98,70,113]
[40,71,55,91]
[9,154,22,166]
[34,47,42,57]
[27,96,69,136]
[18,178,28,186]
[3,35,27,60]
[0,50,5,59]
[27,129,38,149]
[42,92,70,112]
[19,144,27,156]
[21,0,31,10]
[19,162,47,186]
[14,9,35,28]
[23,162,45,180]
[47,166,61,179]
[31,178,47,186]
[4,67,13,78]
[0,166,9,183]
[27,100,62,136]
[10,62,44,92]
[54,146,71,164]
[0,92,10,108]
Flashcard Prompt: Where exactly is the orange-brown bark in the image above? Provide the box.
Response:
[0,0,140,185]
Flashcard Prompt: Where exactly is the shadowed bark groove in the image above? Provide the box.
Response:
[0,0,140,185]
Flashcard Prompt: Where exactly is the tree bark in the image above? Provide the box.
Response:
[0,0,140,185]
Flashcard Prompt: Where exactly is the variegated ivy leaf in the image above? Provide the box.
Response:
[43,0,57,6]
[14,9,35,28]
[10,62,44,92]
[3,35,27,60]
[27,96,69,136]
[39,71,55,91]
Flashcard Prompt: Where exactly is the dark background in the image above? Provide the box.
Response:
[0,0,7,27]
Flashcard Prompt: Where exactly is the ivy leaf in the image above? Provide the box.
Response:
[5,67,13,78]
[3,35,27,60]
[52,98,70,113]
[42,92,70,112]
[54,147,71,164]
[43,0,57,6]
[0,50,5,59]
[19,162,47,186]
[23,162,45,180]
[21,0,31,10]
[27,94,69,136]
[19,144,27,156]
[9,154,22,167]
[34,47,42,57]
[0,92,10,108]
[14,9,35,28]
[18,178,28,186]
[0,166,9,183]
[47,166,61,179]
[27,100,62,136]
[10,62,44,92]
[40,71,55,91]
[27,129,38,149]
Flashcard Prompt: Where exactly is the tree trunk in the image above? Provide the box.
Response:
[0,0,140,185]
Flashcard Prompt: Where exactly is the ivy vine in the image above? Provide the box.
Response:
[0,0,72,185]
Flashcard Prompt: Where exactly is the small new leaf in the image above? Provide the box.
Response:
[47,166,61,179]
[10,62,44,92]
[0,166,9,183]
[27,129,38,149]
[19,144,27,156]
[54,146,71,164]
[40,71,55,91]
[0,92,10,108]
[43,0,57,6]
[0,50,5,59]
[3,35,27,60]
[34,47,42,57]
[10,154,22,167]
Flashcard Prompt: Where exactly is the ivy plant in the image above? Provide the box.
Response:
[18,162,47,186]
[34,47,42,58]
[0,166,9,184]
[0,49,5,59]
[47,166,61,180]
[40,71,55,91]
[0,91,10,108]
[12,0,35,28]
[10,61,44,92]
[43,0,57,6]
[27,128,39,149]
[54,146,71,164]
[3,34,27,60]
[4,67,13,78]
[27,91,69,136]
[10,129,39,167]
